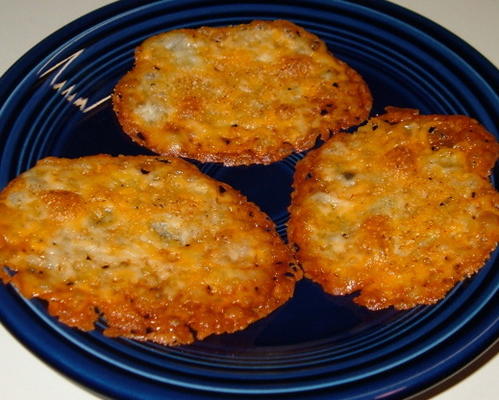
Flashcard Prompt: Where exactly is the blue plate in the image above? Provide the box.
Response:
[0,1,497,399]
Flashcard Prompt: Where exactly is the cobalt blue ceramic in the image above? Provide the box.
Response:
[0,0,497,399]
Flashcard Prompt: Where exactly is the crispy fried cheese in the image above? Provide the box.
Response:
[113,20,372,165]
[288,107,499,310]
[0,155,300,345]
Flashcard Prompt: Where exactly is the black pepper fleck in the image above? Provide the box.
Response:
[310,40,320,50]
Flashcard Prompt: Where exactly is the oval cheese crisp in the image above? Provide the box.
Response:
[113,20,372,165]
[0,155,300,345]
[288,107,499,310]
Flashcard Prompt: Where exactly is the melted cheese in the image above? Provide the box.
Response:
[0,155,299,345]
[113,20,372,165]
[288,107,499,310]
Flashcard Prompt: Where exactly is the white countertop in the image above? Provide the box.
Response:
[0,0,497,399]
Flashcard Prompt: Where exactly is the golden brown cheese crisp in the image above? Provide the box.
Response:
[0,155,301,345]
[113,20,372,165]
[288,107,499,310]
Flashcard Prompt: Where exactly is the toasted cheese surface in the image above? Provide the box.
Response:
[113,20,372,165]
[0,155,300,345]
[288,107,499,310]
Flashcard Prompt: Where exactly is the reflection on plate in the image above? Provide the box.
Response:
[0,0,497,399]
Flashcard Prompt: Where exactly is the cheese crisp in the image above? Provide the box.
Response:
[113,20,372,165]
[0,155,300,345]
[288,107,499,310]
